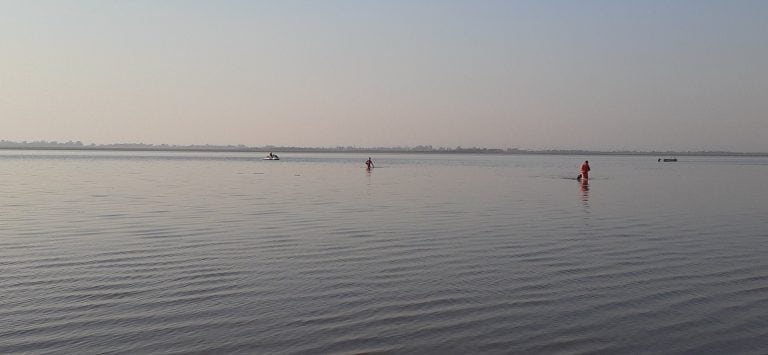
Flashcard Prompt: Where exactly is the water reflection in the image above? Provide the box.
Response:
[579,179,590,205]
[4,152,768,354]
[365,165,373,192]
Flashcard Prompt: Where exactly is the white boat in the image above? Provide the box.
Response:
[264,154,279,160]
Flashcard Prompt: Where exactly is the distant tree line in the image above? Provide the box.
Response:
[1,140,766,156]
[1,140,85,147]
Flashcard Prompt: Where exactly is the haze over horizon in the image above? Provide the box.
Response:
[2,1,767,152]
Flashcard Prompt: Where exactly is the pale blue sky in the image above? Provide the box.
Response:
[2,0,767,151]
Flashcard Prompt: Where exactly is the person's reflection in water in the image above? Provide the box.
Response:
[579,178,590,206]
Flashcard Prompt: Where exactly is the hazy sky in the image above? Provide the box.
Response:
[2,0,767,151]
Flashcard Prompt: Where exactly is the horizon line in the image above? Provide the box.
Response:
[1,140,767,156]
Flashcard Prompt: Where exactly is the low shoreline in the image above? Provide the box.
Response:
[1,146,767,157]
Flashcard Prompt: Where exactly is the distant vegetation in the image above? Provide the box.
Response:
[1,140,766,156]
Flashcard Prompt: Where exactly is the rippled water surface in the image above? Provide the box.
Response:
[2,151,768,354]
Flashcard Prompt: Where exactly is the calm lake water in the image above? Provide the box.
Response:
[2,150,767,354]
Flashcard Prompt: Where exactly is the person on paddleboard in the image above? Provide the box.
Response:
[365,157,374,169]
[578,160,590,180]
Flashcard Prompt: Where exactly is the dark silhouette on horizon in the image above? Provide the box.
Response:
[1,140,767,157]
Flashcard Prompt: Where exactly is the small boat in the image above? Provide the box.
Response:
[264,153,280,160]
[658,158,677,162]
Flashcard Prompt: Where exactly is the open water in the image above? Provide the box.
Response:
[1,150,767,354]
